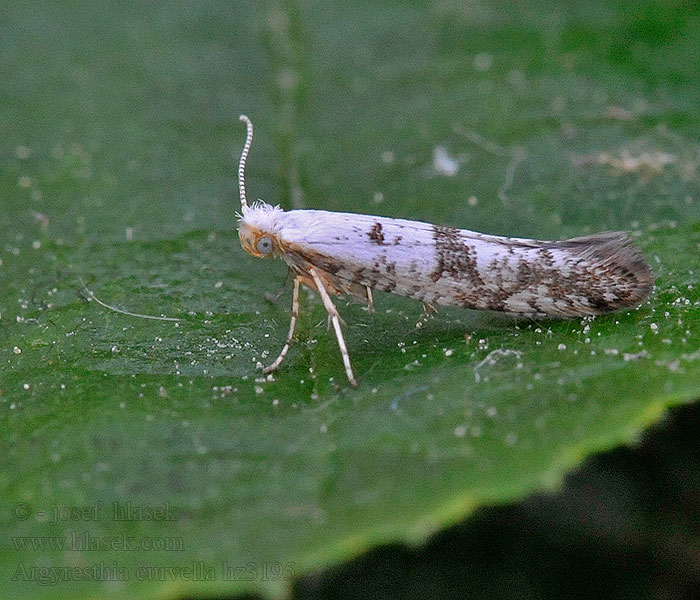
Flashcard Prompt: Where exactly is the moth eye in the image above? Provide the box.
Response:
[256,236,274,255]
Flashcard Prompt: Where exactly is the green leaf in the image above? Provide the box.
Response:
[2,1,699,598]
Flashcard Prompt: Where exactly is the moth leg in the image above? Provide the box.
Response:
[327,312,347,329]
[422,302,438,316]
[366,287,374,312]
[308,267,358,387]
[265,268,291,303]
[262,276,301,375]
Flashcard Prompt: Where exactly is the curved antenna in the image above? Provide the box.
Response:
[238,114,254,213]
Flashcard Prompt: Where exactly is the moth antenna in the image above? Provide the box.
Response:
[238,114,254,214]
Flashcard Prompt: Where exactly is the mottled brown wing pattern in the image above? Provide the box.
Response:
[275,211,653,318]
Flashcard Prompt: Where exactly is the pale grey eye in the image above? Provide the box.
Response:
[256,236,274,255]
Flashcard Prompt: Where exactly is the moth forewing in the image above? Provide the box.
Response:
[270,210,653,317]
[235,116,654,386]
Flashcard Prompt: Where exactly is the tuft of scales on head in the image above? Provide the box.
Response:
[239,201,284,235]
[237,201,285,258]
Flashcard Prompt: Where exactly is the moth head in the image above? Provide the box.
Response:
[236,116,284,259]
[238,202,283,259]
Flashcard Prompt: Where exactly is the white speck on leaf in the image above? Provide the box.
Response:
[473,52,494,71]
[433,146,460,177]
[623,350,650,361]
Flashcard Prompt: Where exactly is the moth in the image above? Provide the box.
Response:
[236,115,653,386]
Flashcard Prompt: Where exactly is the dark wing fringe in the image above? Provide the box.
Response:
[559,230,654,304]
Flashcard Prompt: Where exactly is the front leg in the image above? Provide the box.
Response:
[265,268,291,303]
[262,276,301,375]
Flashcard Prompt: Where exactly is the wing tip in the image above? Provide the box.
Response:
[564,230,655,309]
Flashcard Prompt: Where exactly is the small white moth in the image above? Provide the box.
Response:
[236,115,653,386]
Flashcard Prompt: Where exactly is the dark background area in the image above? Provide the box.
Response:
[293,399,700,600]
